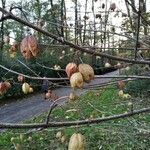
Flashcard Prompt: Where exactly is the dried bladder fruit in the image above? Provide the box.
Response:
[117,80,125,90]
[68,133,86,150]
[45,92,51,99]
[22,82,30,94]
[118,90,124,97]
[70,72,84,89]
[123,93,131,99]
[29,87,33,93]
[4,81,11,89]
[66,63,78,78]
[18,75,24,82]
[116,62,122,69]
[61,136,66,143]
[105,62,111,68]
[69,92,77,101]
[78,64,94,83]
[56,131,62,139]
[20,35,38,59]
[0,82,7,95]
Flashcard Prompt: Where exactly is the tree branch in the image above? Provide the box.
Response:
[0,106,150,129]
[1,7,150,64]
[46,96,69,124]
[1,63,150,81]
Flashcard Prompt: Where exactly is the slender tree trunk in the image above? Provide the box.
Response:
[36,0,42,42]
[49,0,61,41]
[63,0,68,40]
[130,0,137,37]
[125,0,134,35]
[140,0,147,35]
[60,0,64,38]
[78,15,82,44]
[103,0,109,53]
[92,0,96,67]
[74,0,78,44]
[83,0,88,44]
[0,0,6,62]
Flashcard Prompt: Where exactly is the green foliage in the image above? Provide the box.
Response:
[125,79,150,97]
[120,64,150,97]
[0,87,150,149]
[0,42,94,101]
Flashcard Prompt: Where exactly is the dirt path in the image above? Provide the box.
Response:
[0,70,119,123]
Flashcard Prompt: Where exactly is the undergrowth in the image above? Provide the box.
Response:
[0,86,150,150]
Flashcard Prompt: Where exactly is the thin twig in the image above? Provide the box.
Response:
[46,102,58,124]
[46,96,69,124]
[17,59,40,77]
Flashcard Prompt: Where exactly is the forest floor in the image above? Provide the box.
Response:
[0,70,119,124]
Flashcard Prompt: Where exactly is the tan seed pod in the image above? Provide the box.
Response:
[20,35,38,59]
[78,64,94,83]
[68,133,86,150]
[66,63,78,78]
[70,72,84,89]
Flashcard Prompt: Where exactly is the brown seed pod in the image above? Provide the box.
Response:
[0,82,7,95]
[4,81,11,89]
[78,64,94,83]
[20,35,38,59]
[117,80,125,90]
[17,75,24,82]
[65,63,78,78]
[68,133,86,150]
[70,72,84,89]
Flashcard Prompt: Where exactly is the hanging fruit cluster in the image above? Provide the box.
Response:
[66,63,94,89]
[66,63,94,101]
[20,35,39,59]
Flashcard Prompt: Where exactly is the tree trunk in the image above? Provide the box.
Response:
[63,0,68,40]
[140,0,147,35]
[92,0,96,67]
[36,0,42,42]
[0,0,6,62]
[60,0,64,38]
[83,0,88,44]
[74,0,78,44]
[49,0,61,41]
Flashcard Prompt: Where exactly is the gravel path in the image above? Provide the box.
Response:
[0,70,119,123]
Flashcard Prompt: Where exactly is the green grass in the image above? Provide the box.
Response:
[0,86,150,150]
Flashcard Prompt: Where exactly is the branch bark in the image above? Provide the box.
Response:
[1,7,150,65]
[0,106,150,129]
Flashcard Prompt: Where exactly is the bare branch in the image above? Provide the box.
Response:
[1,7,150,65]
[46,96,69,124]
[0,106,150,129]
